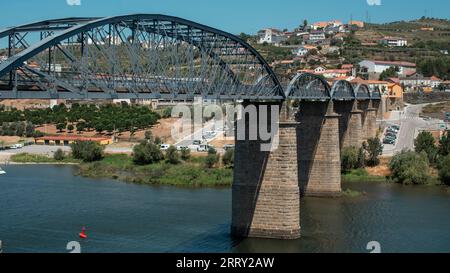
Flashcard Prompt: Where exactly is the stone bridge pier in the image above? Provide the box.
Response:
[231,101,301,239]
[358,100,378,140]
[296,101,341,197]
[334,100,363,149]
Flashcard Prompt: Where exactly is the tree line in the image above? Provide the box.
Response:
[0,102,160,136]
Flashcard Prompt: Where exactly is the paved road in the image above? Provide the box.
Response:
[383,103,444,156]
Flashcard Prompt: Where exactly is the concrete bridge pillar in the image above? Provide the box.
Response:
[231,102,301,239]
[297,101,341,197]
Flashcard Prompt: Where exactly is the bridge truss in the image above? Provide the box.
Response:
[0,14,380,102]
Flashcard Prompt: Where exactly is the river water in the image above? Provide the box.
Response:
[1,165,449,253]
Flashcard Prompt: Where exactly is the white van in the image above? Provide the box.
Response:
[10,144,24,149]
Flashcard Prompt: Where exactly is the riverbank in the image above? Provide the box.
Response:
[76,154,233,187]
[9,153,81,164]
[342,169,387,183]
[7,152,233,187]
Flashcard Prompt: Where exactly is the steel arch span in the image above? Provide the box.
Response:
[285,73,332,101]
[0,14,284,100]
[285,73,381,101]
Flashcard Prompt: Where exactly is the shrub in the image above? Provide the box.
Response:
[415,131,437,163]
[180,147,191,161]
[341,147,359,173]
[71,141,104,162]
[439,131,450,157]
[132,142,163,165]
[67,124,75,133]
[144,130,153,142]
[389,150,430,185]
[53,149,65,161]
[341,146,366,173]
[222,148,235,167]
[166,145,180,164]
[205,147,219,168]
[438,155,450,186]
[365,138,383,167]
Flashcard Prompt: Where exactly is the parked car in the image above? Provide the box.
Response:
[383,138,395,145]
[176,145,188,151]
[384,136,397,142]
[197,144,215,152]
[193,140,202,145]
[385,132,397,137]
[9,143,24,149]
[159,144,170,151]
[223,144,235,151]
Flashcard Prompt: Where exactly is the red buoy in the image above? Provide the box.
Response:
[79,226,87,239]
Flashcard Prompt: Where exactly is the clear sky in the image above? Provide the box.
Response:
[1,0,449,34]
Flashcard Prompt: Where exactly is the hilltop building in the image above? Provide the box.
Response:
[379,36,408,47]
[257,28,287,46]
[358,60,417,78]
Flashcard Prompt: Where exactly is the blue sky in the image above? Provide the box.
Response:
[1,0,449,34]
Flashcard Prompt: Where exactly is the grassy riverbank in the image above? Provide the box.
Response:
[342,169,387,183]
[10,152,233,187]
[10,153,82,164]
[75,154,233,187]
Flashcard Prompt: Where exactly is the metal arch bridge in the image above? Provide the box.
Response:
[285,73,381,101]
[0,14,381,101]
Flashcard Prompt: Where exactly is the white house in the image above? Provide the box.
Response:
[358,60,417,77]
[400,75,442,90]
[257,28,287,46]
[379,37,408,47]
[308,31,326,42]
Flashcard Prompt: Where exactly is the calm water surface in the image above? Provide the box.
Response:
[1,165,449,253]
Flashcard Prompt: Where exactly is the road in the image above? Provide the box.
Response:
[383,103,444,156]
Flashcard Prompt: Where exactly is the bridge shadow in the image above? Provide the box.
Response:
[334,101,354,150]
[231,102,277,237]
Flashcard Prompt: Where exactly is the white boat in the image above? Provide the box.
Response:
[0,167,5,175]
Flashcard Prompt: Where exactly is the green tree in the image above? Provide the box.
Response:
[415,131,437,163]
[53,149,65,161]
[439,131,450,156]
[56,123,66,133]
[379,66,399,81]
[67,124,75,133]
[132,142,163,165]
[154,137,162,145]
[71,141,104,162]
[180,147,191,161]
[144,130,153,142]
[365,138,383,167]
[205,147,219,168]
[166,145,180,164]
[389,150,430,185]
[341,147,359,173]
[438,155,450,186]
[222,148,235,167]
[76,122,86,134]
